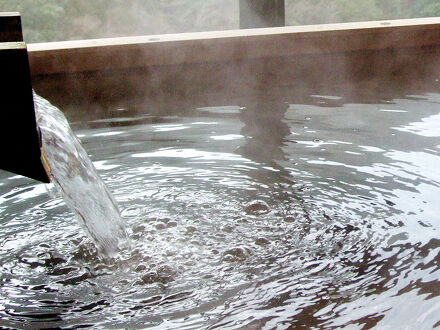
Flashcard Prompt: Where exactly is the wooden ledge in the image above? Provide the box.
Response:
[28,17,440,76]
[0,42,25,50]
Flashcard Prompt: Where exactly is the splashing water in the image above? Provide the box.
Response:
[34,93,128,256]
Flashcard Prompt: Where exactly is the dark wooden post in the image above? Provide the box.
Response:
[0,12,23,42]
[239,0,285,29]
[0,13,50,182]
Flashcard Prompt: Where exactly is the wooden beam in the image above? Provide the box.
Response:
[0,42,49,182]
[239,0,285,28]
[28,17,440,76]
[0,12,23,42]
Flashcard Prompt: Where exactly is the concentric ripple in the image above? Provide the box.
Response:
[1,95,440,328]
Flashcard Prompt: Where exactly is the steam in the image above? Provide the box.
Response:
[62,1,239,40]
[3,0,437,44]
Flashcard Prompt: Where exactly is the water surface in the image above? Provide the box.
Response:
[1,92,440,328]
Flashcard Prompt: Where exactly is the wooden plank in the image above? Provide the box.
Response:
[0,42,49,182]
[239,0,285,28]
[31,45,440,118]
[0,12,23,42]
[28,17,440,76]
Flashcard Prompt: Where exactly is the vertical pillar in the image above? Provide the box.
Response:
[0,12,23,42]
[239,0,285,29]
[0,12,49,182]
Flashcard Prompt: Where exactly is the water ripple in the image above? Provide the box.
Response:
[1,94,440,328]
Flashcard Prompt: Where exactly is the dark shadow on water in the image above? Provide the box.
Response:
[238,101,291,165]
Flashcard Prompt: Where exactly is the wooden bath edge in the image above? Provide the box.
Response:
[28,17,440,76]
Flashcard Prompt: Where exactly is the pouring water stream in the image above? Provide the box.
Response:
[34,93,128,256]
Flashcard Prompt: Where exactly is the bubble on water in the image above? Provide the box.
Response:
[135,264,147,273]
[155,222,166,230]
[166,221,178,228]
[221,225,234,233]
[222,246,252,262]
[186,226,198,234]
[254,237,270,246]
[245,200,271,215]
[131,224,147,239]
[284,215,296,223]
[141,264,177,284]
[165,249,177,257]
[132,224,146,235]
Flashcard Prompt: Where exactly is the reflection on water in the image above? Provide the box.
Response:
[1,91,440,328]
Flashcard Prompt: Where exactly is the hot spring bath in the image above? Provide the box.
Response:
[1,84,440,328]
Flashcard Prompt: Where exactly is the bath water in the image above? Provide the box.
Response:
[0,91,440,328]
